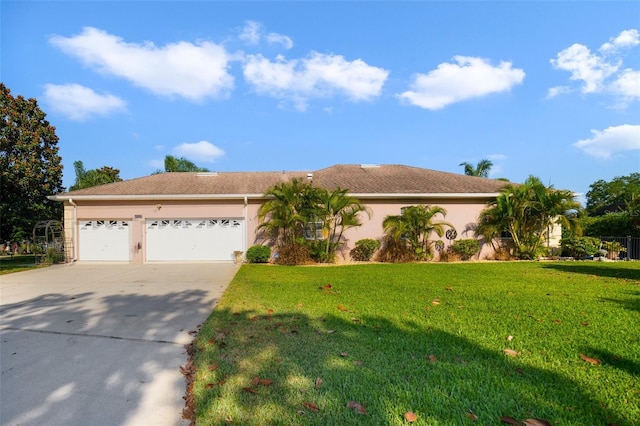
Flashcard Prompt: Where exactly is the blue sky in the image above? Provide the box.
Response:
[2,1,639,203]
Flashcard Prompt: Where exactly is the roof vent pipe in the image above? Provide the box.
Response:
[307,173,313,180]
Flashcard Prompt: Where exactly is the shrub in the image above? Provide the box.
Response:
[450,239,480,260]
[602,240,627,260]
[307,240,336,264]
[438,249,461,263]
[350,239,381,261]
[560,236,601,259]
[246,245,271,263]
[375,235,416,263]
[274,241,312,265]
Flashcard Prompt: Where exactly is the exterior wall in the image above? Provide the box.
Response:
[66,199,247,263]
[339,198,495,261]
[62,196,497,263]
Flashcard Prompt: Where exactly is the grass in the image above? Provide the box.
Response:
[0,255,43,275]
[192,262,640,425]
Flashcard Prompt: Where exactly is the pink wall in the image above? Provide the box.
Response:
[65,196,498,262]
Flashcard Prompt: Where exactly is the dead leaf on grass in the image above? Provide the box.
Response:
[432,299,441,306]
[314,377,323,389]
[353,360,363,366]
[251,376,260,386]
[303,402,320,412]
[581,322,589,326]
[208,363,218,371]
[523,419,553,426]
[259,378,273,386]
[337,305,348,312]
[242,387,257,394]
[579,354,600,365]
[428,355,438,364]
[503,349,519,357]
[340,352,349,357]
[404,411,418,422]
[347,401,367,414]
[466,411,479,421]
[326,329,337,334]
[266,309,274,314]
[506,335,514,342]
[553,319,562,324]
[500,416,522,425]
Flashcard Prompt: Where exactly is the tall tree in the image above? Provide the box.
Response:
[585,173,639,216]
[459,159,493,178]
[69,160,122,191]
[0,83,64,241]
[476,176,580,259]
[382,205,454,260]
[164,155,209,172]
[315,187,371,257]
[257,178,319,245]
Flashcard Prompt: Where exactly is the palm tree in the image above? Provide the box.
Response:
[316,187,371,257]
[257,178,319,245]
[382,205,454,260]
[459,159,493,178]
[476,176,580,259]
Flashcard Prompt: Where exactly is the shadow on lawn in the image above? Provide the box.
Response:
[541,262,640,280]
[194,308,631,426]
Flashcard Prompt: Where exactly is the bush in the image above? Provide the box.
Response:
[602,240,627,260]
[375,235,416,263]
[350,239,380,261]
[307,240,336,263]
[450,239,480,260]
[274,241,312,265]
[560,236,601,259]
[246,245,271,263]
[438,249,461,263]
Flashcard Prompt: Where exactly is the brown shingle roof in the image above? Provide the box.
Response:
[55,164,509,198]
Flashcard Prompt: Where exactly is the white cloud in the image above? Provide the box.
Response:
[550,29,639,104]
[172,141,225,162]
[574,124,640,158]
[266,32,293,50]
[546,85,572,99]
[239,21,261,45]
[148,159,165,170]
[600,29,640,53]
[550,43,618,93]
[397,56,525,110]
[239,20,293,49]
[243,52,389,111]
[610,69,640,100]
[486,153,507,161]
[49,27,234,102]
[43,83,126,120]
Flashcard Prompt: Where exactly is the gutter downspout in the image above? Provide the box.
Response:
[68,198,78,262]
[243,196,248,260]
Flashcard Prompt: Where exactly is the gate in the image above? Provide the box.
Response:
[598,236,640,260]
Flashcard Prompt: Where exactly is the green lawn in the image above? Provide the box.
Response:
[0,255,43,275]
[192,262,640,425]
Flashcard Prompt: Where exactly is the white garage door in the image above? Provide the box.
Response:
[145,219,244,262]
[79,220,131,261]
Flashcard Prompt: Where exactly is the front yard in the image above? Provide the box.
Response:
[191,262,639,425]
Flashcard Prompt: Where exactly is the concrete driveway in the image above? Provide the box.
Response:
[0,263,238,426]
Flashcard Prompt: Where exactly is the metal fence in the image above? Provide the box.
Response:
[598,236,640,260]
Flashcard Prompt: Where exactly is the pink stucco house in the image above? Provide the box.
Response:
[50,164,511,263]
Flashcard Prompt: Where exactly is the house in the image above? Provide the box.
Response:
[49,164,510,263]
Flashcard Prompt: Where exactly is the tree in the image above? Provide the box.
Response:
[314,187,371,260]
[163,155,209,172]
[585,173,639,216]
[459,159,493,178]
[69,160,122,191]
[476,176,581,259]
[382,205,454,260]
[257,178,319,246]
[257,179,369,263]
[0,83,64,241]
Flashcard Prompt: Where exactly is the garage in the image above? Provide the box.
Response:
[145,219,244,262]
[79,220,131,261]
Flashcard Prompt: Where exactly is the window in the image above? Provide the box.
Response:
[304,221,325,240]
